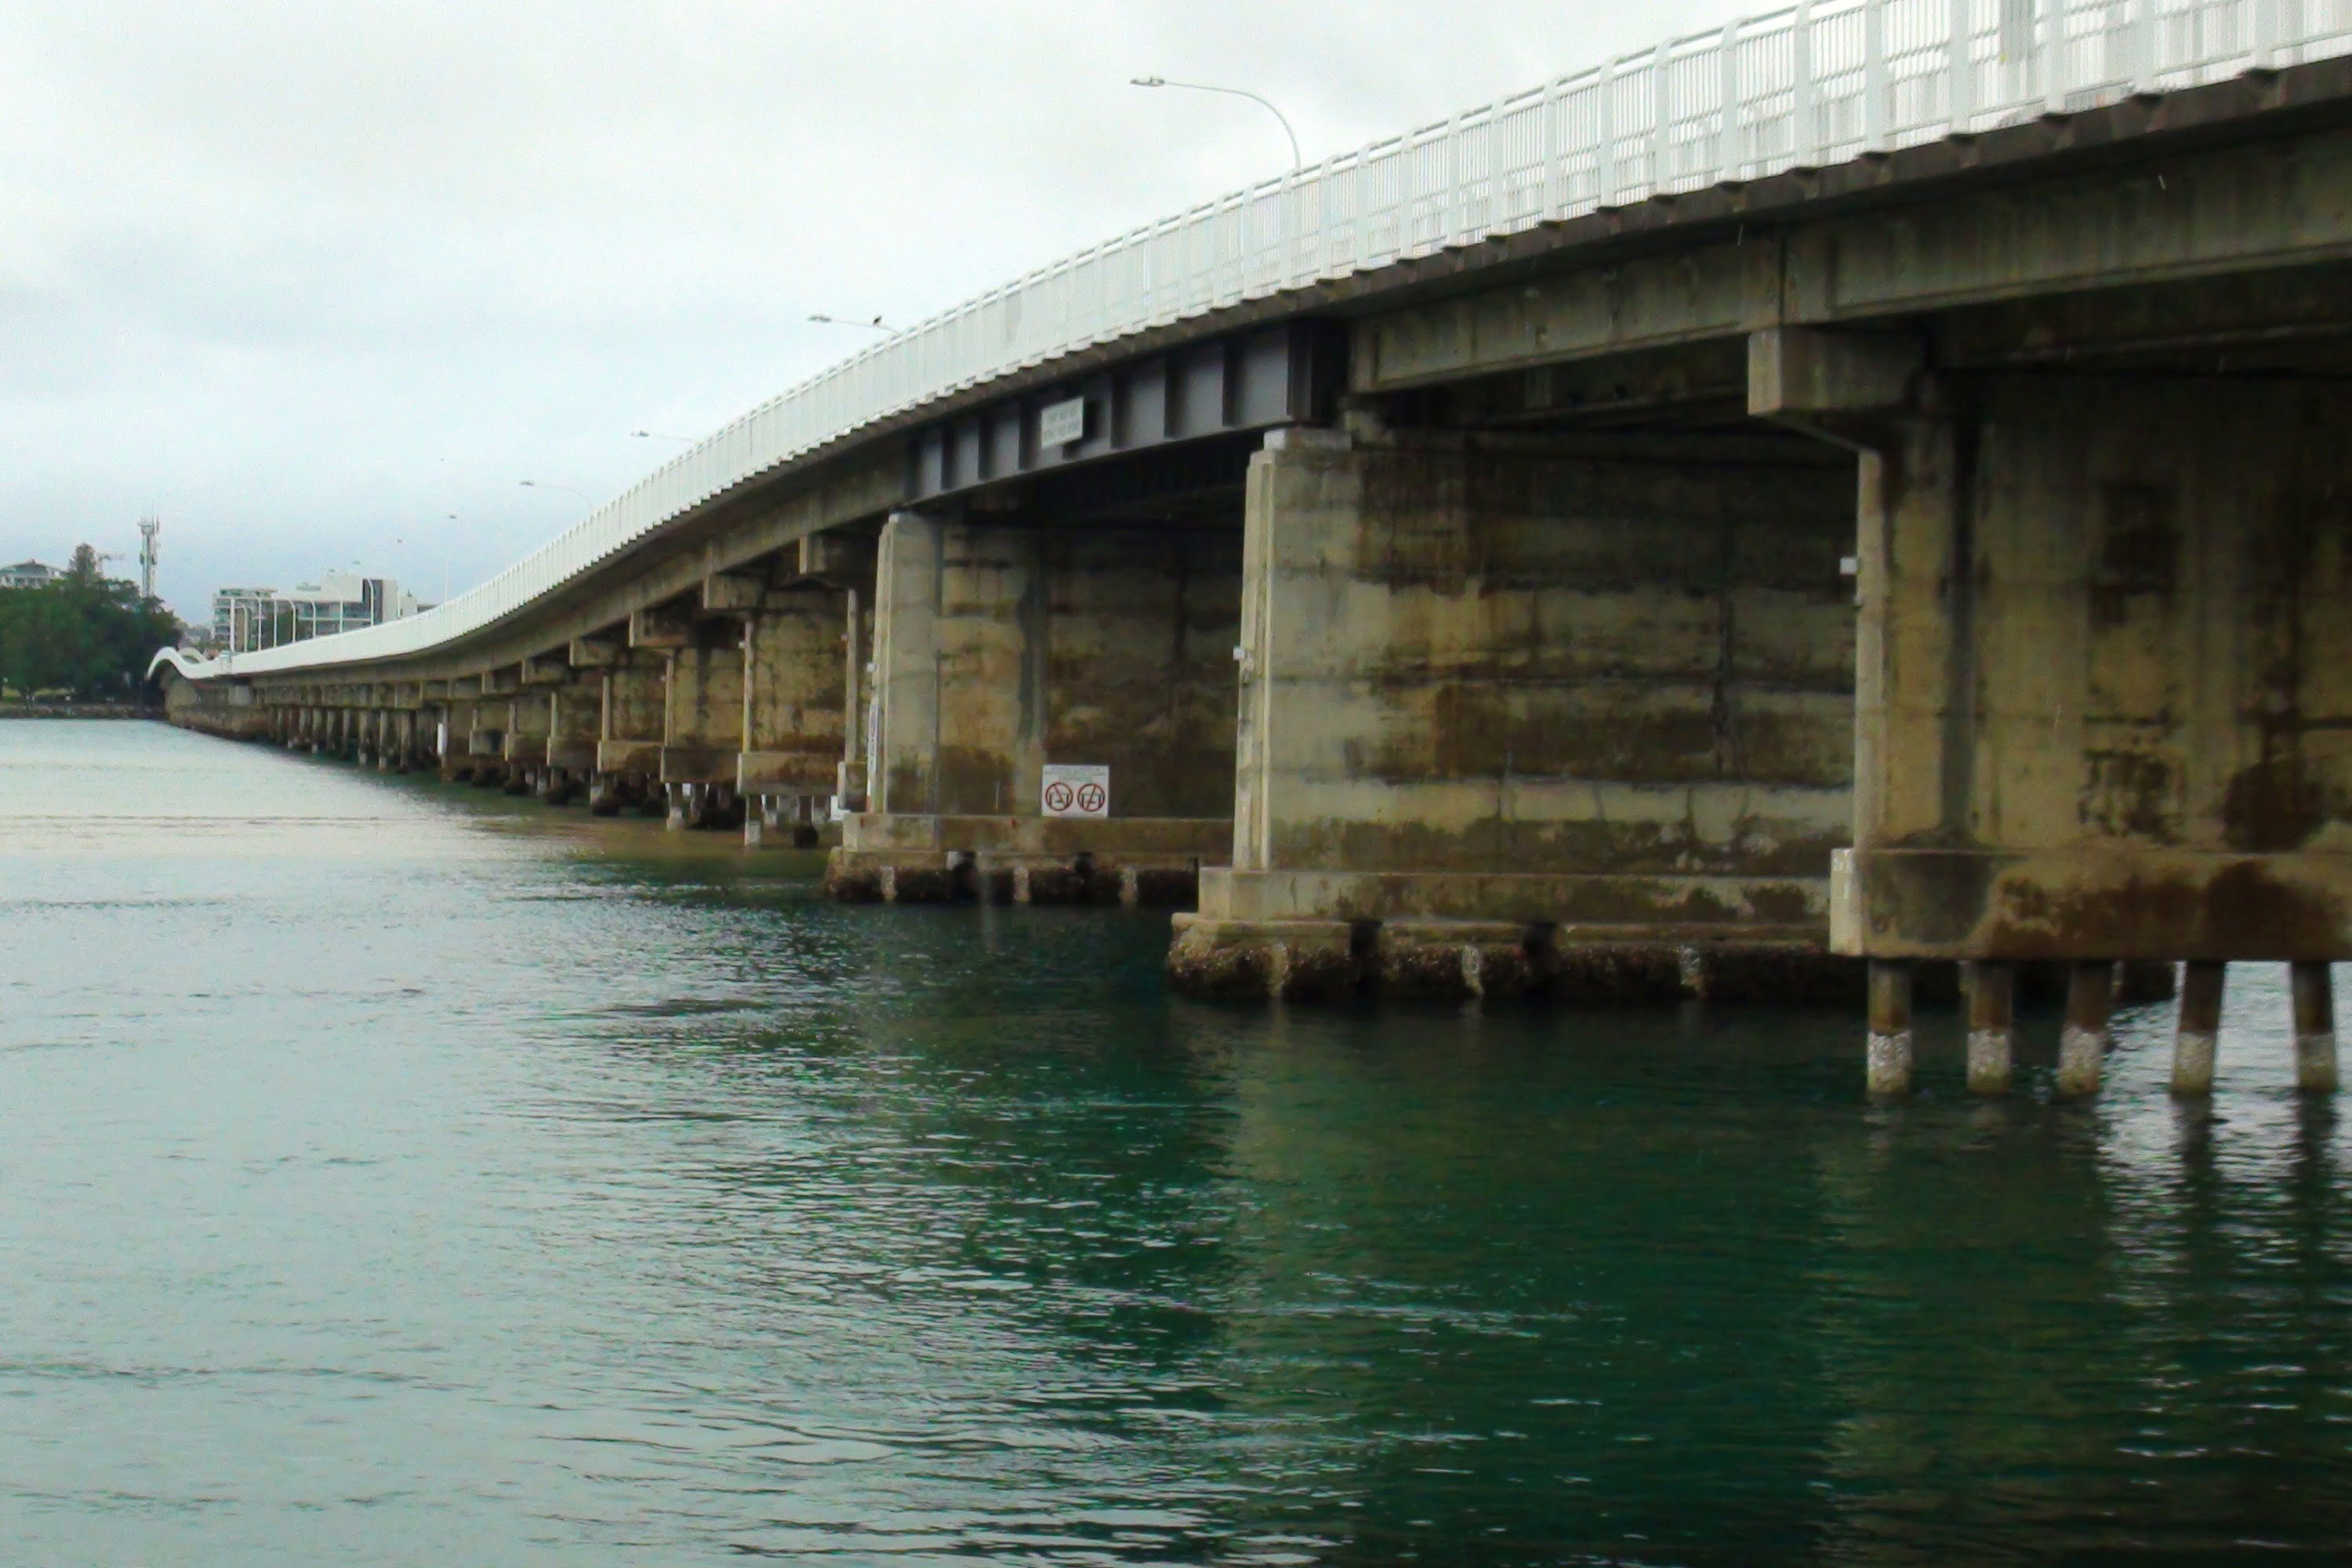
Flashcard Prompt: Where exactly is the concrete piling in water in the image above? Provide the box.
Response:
[2291,961,2339,1094]
[2056,960,2114,1101]
[1963,960,2015,1097]
[1866,960,1912,1098]
[2172,960,2225,1098]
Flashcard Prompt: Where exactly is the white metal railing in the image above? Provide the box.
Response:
[202,0,2352,680]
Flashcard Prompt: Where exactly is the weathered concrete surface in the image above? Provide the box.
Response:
[441,695,482,781]
[595,655,666,779]
[546,677,600,775]
[1766,356,2352,961]
[840,507,1240,895]
[659,637,744,789]
[739,585,850,797]
[158,670,270,740]
[1179,426,1858,995]
[1166,914,1855,1004]
[503,688,550,767]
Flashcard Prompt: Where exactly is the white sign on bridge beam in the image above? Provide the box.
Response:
[1041,764,1109,818]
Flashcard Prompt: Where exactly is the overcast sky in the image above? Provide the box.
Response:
[1,1,1751,621]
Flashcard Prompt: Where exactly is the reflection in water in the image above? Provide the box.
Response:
[2,720,2348,1565]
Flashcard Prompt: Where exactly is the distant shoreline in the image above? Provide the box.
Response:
[0,703,162,720]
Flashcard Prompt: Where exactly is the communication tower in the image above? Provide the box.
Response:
[138,514,161,600]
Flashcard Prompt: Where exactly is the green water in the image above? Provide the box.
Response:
[3,720,2348,1565]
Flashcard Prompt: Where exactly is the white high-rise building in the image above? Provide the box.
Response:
[211,571,425,653]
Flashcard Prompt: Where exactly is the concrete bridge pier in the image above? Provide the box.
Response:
[462,671,512,790]
[359,697,386,767]
[438,689,477,782]
[2172,960,2227,1097]
[380,706,419,773]
[364,708,389,770]
[631,601,744,832]
[1963,960,2017,1097]
[591,639,666,817]
[739,537,868,849]
[499,674,550,797]
[1169,423,1859,1000]
[826,506,1239,903]
[2292,962,2340,1094]
[1755,327,2352,1097]
[539,662,597,804]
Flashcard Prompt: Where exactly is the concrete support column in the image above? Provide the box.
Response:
[1760,332,2352,979]
[2058,960,2115,1101]
[1963,960,2016,1096]
[450,688,503,785]
[593,654,665,816]
[2172,959,2226,1097]
[1866,960,1913,1098]
[1171,426,1858,1000]
[740,583,851,848]
[838,583,873,811]
[2292,960,2339,1094]
[829,506,1239,903]
[1758,330,2352,1091]
[543,677,597,803]
[465,677,513,789]
[500,686,550,796]
[661,632,744,831]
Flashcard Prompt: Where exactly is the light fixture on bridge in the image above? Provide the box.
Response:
[630,430,694,443]
[1130,75,1301,171]
[808,314,890,332]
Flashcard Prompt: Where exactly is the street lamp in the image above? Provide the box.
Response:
[1131,75,1302,170]
[808,313,890,332]
[630,430,694,443]
[517,479,593,501]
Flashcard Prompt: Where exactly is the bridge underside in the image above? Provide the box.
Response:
[158,60,2352,1094]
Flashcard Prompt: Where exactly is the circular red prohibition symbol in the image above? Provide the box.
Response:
[1044,781,1076,813]
[1075,782,1107,815]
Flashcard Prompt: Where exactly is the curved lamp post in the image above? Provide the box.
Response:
[1131,75,1302,170]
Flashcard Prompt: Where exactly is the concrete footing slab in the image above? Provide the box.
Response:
[826,813,1225,906]
[1167,914,1861,1004]
[825,851,1200,907]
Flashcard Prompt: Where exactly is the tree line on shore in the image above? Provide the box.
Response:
[0,546,183,701]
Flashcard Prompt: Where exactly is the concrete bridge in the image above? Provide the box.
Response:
[156,2,2352,1098]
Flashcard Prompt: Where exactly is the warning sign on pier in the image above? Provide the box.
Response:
[1041,763,1109,819]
